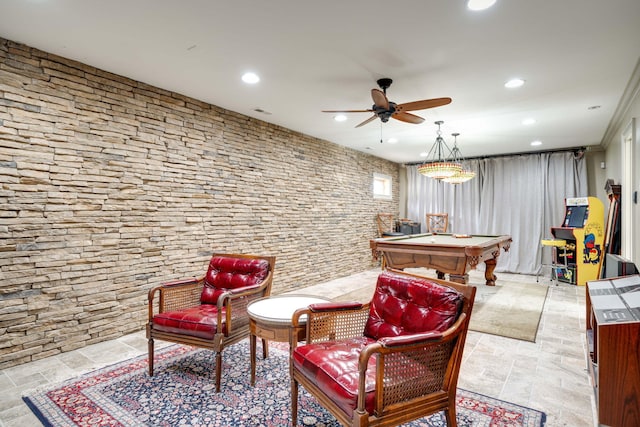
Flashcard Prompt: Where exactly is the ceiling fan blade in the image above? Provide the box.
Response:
[395,97,452,112]
[355,114,379,128]
[392,111,425,125]
[371,89,389,110]
[322,109,374,113]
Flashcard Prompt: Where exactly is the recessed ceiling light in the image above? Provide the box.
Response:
[530,140,542,146]
[242,72,260,84]
[419,152,428,157]
[467,0,497,11]
[334,114,347,122]
[387,138,398,144]
[253,107,272,115]
[522,118,536,125]
[505,78,525,89]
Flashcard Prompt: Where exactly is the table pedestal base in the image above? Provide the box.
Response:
[248,295,328,386]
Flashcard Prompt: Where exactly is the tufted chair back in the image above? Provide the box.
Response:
[201,256,271,304]
[364,270,463,339]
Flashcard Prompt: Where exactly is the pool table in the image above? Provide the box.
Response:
[370,233,512,286]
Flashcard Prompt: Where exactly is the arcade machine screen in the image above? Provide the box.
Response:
[565,205,589,228]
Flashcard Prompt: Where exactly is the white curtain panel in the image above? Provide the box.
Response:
[406,151,587,275]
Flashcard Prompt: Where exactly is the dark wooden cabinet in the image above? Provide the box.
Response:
[586,276,640,427]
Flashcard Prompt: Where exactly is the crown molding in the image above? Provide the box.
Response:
[601,57,640,149]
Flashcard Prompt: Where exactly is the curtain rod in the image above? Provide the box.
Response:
[403,146,587,166]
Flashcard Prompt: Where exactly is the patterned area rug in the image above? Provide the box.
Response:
[23,341,546,427]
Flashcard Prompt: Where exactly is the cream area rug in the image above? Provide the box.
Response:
[468,278,549,342]
[330,268,549,343]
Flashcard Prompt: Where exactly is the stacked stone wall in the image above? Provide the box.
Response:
[0,39,399,368]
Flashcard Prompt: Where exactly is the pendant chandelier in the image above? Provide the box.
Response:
[442,133,476,184]
[417,121,462,180]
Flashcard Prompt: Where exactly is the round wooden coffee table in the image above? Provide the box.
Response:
[247,294,329,385]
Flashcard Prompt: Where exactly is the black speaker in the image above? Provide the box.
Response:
[399,221,421,235]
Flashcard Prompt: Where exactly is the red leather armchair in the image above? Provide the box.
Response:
[147,253,275,392]
[290,269,475,427]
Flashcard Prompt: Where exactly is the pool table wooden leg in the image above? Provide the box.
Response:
[484,259,498,286]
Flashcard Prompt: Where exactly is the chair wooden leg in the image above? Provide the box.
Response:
[445,402,458,427]
[250,334,257,386]
[262,338,268,359]
[215,351,222,393]
[291,377,298,426]
[354,409,368,427]
[148,337,154,376]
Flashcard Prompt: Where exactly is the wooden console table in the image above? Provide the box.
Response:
[586,275,640,427]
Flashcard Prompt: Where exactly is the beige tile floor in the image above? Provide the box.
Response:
[0,268,596,427]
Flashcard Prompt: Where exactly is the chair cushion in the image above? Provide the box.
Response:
[293,336,377,415]
[152,304,226,339]
[294,336,440,415]
[201,256,270,304]
[364,271,462,340]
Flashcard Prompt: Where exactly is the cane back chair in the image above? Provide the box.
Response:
[290,268,475,427]
[147,253,275,392]
[376,213,405,238]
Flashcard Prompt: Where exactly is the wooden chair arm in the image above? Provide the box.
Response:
[378,331,444,347]
[292,303,370,345]
[356,313,469,414]
[376,313,468,349]
[308,301,364,312]
[225,268,274,301]
[148,277,199,301]
[216,278,272,333]
[147,277,203,320]
[217,282,267,304]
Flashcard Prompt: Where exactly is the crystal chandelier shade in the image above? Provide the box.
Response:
[417,121,462,180]
[442,132,476,184]
[442,169,476,184]
[419,125,475,184]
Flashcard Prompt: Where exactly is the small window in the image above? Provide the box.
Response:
[373,173,392,200]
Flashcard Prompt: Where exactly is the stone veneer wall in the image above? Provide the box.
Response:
[0,39,400,369]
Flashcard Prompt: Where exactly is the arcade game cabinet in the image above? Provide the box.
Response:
[551,196,605,285]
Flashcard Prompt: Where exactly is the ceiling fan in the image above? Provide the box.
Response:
[322,78,452,128]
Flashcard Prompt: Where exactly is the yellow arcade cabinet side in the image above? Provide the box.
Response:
[551,196,605,286]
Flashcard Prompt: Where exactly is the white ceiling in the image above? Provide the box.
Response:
[1,0,639,163]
